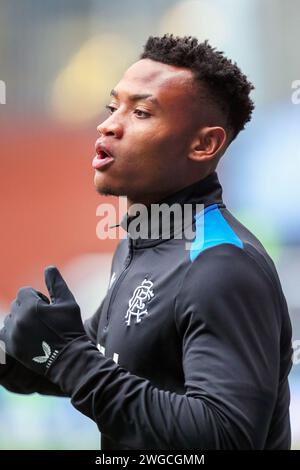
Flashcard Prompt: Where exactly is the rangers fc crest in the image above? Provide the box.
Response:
[125,278,154,326]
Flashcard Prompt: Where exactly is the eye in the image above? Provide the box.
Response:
[105,105,117,114]
[134,109,151,119]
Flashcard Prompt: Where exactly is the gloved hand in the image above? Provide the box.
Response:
[0,266,87,376]
[0,353,68,396]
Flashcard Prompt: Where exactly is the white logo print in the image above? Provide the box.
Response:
[125,278,154,326]
[32,341,59,369]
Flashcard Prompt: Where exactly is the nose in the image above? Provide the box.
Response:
[97,116,123,139]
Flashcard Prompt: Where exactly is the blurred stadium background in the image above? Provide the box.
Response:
[0,0,299,449]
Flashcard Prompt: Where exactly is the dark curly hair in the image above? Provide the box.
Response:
[140,34,254,142]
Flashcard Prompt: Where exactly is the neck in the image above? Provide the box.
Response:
[126,169,214,210]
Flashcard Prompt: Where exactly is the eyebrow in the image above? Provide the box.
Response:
[110,89,159,106]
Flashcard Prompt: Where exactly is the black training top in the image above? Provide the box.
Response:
[1,171,293,449]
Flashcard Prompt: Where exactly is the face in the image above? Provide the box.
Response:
[93,58,202,205]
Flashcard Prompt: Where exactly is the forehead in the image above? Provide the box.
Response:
[115,58,197,104]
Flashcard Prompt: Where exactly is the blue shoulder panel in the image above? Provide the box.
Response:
[189,204,244,262]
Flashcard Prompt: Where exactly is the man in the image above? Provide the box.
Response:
[0,35,293,449]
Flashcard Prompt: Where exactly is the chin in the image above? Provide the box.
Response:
[94,173,123,197]
[95,183,119,196]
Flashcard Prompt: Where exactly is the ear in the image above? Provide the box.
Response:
[188,126,227,163]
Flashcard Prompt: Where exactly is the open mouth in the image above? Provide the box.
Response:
[92,146,114,170]
[98,149,111,159]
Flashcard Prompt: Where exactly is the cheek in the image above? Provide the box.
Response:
[128,122,188,159]
[144,131,189,167]
[111,119,190,181]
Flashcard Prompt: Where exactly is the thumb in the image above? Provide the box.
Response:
[44,266,76,304]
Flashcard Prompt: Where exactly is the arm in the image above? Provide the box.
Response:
[45,245,281,449]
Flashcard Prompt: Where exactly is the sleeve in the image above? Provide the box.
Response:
[45,244,281,449]
[0,299,105,397]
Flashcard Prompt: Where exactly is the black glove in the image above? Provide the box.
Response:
[0,266,87,376]
[0,353,68,396]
